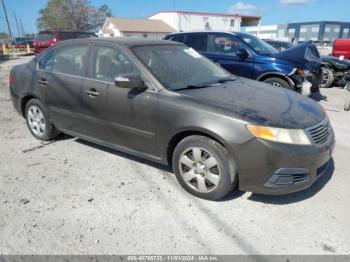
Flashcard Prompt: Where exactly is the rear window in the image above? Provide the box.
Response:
[52,45,89,76]
[169,35,185,43]
[36,33,55,41]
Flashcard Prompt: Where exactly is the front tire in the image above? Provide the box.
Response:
[172,135,237,200]
[263,77,294,90]
[25,99,59,141]
[320,67,334,88]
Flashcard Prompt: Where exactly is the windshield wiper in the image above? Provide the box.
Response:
[215,77,237,84]
[174,84,211,91]
[174,77,236,91]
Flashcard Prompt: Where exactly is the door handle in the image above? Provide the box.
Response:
[85,89,99,98]
[37,78,48,86]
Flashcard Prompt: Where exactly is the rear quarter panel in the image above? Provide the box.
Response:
[11,59,45,115]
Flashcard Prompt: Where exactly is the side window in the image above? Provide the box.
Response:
[52,45,88,76]
[212,35,245,55]
[38,51,54,71]
[170,35,185,43]
[184,34,208,52]
[92,45,140,82]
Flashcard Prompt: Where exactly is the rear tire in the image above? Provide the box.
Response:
[25,99,59,141]
[172,135,237,200]
[263,77,294,90]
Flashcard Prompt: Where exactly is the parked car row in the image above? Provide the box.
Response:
[263,38,350,89]
[9,37,335,200]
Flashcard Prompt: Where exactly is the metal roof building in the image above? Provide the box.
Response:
[148,10,261,33]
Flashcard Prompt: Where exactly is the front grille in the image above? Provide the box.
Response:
[293,174,308,183]
[307,121,330,144]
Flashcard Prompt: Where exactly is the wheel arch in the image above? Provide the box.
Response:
[166,128,228,167]
[257,72,294,87]
[20,94,39,117]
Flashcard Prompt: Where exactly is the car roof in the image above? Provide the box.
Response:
[167,31,237,36]
[39,30,94,34]
[165,31,257,39]
[56,37,183,48]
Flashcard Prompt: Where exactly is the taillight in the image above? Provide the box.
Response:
[9,71,14,87]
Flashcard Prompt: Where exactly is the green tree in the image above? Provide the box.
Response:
[36,0,112,31]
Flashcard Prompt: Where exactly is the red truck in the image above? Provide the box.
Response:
[33,30,97,55]
[332,39,350,59]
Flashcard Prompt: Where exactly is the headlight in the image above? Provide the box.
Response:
[290,68,314,77]
[247,125,311,145]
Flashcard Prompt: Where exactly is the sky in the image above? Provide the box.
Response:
[1,0,349,36]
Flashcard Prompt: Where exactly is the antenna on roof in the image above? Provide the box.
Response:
[14,12,21,37]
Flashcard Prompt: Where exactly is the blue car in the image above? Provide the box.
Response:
[164,32,322,95]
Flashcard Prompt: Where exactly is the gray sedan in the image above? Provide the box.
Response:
[9,38,335,200]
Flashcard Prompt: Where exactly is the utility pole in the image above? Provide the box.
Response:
[14,12,21,37]
[20,19,25,36]
[1,0,12,38]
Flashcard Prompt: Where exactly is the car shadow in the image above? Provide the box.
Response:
[247,158,335,205]
[75,138,173,173]
[56,133,74,141]
[74,138,334,205]
[311,91,328,102]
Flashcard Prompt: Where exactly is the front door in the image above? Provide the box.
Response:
[206,34,255,78]
[82,44,158,155]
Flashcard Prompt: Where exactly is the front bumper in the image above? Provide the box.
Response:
[290,69,322,94]
[234,129,335,195]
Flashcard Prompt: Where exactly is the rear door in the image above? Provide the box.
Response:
[183,33,210,56]
[206,33,255,78]
[82,44,158,155]
[38,43,90,133]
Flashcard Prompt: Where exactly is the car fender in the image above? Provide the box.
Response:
[256,71,295,87]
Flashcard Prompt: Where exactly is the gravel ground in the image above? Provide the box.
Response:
[0,57,350,255]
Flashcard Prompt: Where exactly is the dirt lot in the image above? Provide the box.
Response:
[0,57,350,255]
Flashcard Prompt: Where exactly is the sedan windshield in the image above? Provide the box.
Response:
[241,34,278,55]
[132,45,232,91]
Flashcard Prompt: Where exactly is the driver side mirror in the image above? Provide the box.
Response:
[235,48,249,59]
[114,74,147,90]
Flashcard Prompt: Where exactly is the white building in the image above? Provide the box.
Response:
[148,10,260,33]
[244,21,350,43]
[244,24,288,40]
[99,17,176,39]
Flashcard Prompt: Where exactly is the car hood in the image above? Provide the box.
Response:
[177,77,325,129]
[322,55,350,68]
[272,41,321,70]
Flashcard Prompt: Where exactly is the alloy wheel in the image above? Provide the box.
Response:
[270,82,282,88]
[27,105,46,137]
[179,147,221,193]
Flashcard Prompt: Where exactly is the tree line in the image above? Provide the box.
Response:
[36,0,113,32]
